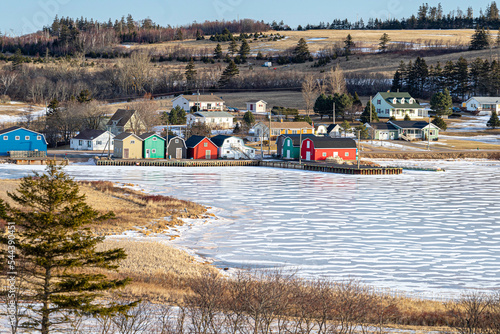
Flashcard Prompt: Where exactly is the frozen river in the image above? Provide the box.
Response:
[1,160,499,299]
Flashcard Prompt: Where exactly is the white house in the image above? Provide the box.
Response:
[187,111,234,129]
[211,135,256,159]
[250,121,315,141]
[464,97,500,115]
[315,124,329,136]
[245,100,267,113]
[172,94,225,112]
[372,92,428,119]
[70,130,114,151]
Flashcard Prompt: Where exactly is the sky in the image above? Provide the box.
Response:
[0,0,489,36]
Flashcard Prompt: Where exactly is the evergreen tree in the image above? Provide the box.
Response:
[355,123,369,139]
[432,115,447,130]
[391,71,403,92]
[352,92,362,107]
[379,33,391,51]
[228,39,238,56]
[238,39,250,62]
[0,162,135,334]
[218,60,239,87]
[46,98,60,117]
[243,110,255,125]
[214,43,223,59]
[185,59,197,89]
[293,38,311,63]
[77,89,92,103]
[344,34,355,55]
[430,88,453,116]
[333,93,353,120]
[404,113,411,121]
[196,30,204,40]
[313,93,334,120]
[340,120,351,137]
[469,26,490,50]
[360,101,379,123]
[487,111,500,128]
[454,57,469,99]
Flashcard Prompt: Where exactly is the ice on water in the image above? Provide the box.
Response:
[1,159,499,298]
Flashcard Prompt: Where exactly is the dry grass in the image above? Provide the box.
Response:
[95,240,217,302]
[436,139,500,150]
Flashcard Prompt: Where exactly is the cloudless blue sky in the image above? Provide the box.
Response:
[0,0,490,36]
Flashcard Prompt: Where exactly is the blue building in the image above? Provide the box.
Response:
[0,126,48,156]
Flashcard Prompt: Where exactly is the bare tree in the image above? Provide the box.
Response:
[0,67,18,96]
[447,291,493,334]
[325,64,347,96]
[116,51,153,94]
[129,95,160,133]
[302,74,319,116]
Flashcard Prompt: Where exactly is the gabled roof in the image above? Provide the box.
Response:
[389,120,436,130]
[73,129,111,140]
[282,134,317,146]
[114,132,143,141]
[185,135,215,148]
[194,111,233,118]
[326,124,342,133]
[210,135,233,147]
[0,126,48,143]
[377,92,422,109]
[305,137,357,149]
[367,122,398,130]
[468,96,500,104]
[106,109,136,126]
[164,135,186,148]
[174,94,224,103]
[246,100,267,104]
[258,121,314,129]
[139,132,165,141]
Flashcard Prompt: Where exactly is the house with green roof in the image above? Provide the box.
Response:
[372,92,428,119]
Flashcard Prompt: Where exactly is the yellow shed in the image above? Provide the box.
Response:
[113,132,143,159]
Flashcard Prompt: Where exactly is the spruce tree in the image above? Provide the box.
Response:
[356,123,369,139]
[432,115,447,130]
[228,38,238,56]
[185,59,197,90]
[214,44,223,59]
[379,33,391,51]
[391,70,403,92]
[0,162,135,334]
[238,39,250,62]
[469,26,490,50]
[218,60,239,87]
[360,101,379,123]
[344,34,355,55]
[430,88,453,116]
[487,111,500,128]
[293,38,311,63]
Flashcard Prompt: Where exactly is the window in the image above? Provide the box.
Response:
[15,136,20,140]
[37,135,41,140]
[401,98,405,104]
[131,140,135,144]
[152,149,156,153]
[87,141,91,147]
[25,136,30,140]
[322,152,326,157]
[203,142,208,147]
[227,150,230,153]
[345,152,349,157]
[409,99,413,104]
[79,140,83,145]
[377,108,381,113]
[175,139,179,143]
[306,141,310,148]
[377,99,381,105]
[97,141,102,145]
[153,137,157,141]
[3,136,7,140]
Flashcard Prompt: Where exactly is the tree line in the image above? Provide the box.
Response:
[0,16,270,57]
[391,56,500,100]
[302,2,500,30]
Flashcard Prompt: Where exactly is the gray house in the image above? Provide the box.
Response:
[165,135,187,159]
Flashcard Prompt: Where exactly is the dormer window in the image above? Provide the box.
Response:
[393,98,397,104]
[401,98,405,104]
[409,98,414,104]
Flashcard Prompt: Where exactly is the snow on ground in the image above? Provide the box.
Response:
[364,140,424,150]
[1,161,499,300]
[0,103,46,123]
[447,115,491,131]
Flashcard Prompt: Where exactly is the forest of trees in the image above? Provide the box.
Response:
[304,2,500,30]
[391,56,500,100]
[0,16,270,57]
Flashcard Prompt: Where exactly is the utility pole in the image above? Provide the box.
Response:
[369,95,372,123]
[357,130,360,169]
[197,89,200,112]
[299,129,302,165]
[333,103,336,124]
[268,111,271,157]
[427,116,431,151]
[166,121,170,159]
[107,131,111,159]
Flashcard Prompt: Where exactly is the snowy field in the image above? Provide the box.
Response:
[1,160,499,299]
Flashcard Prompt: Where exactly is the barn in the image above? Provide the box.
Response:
[301,137,357,161]
[185,135,218,159]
